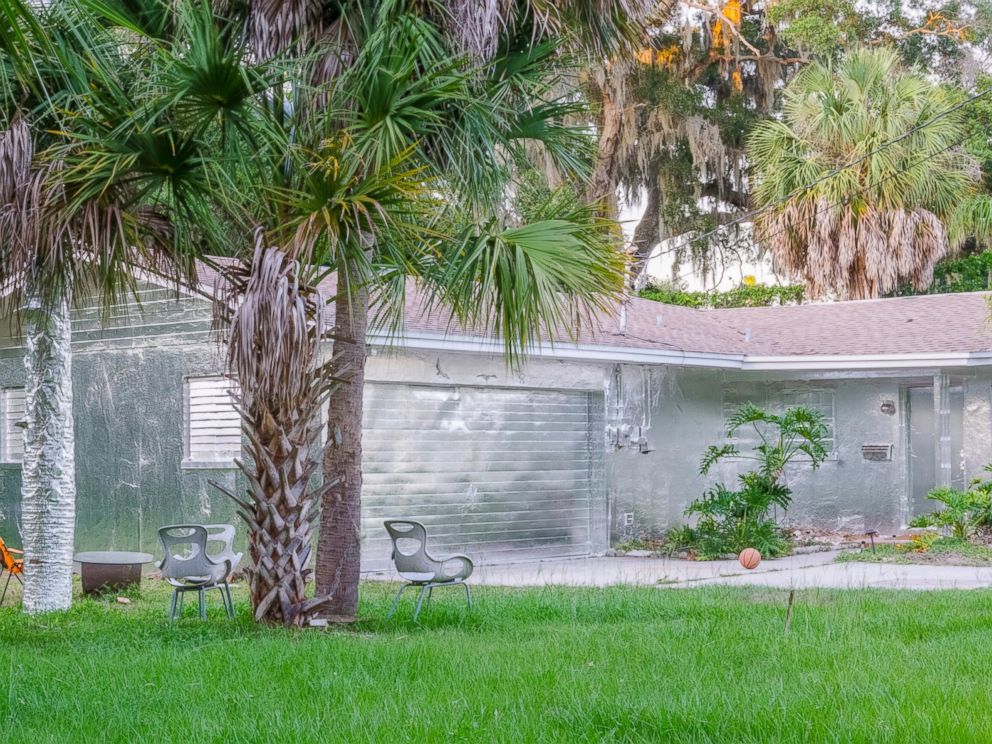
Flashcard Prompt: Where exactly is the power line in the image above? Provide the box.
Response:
[641,83,992,269]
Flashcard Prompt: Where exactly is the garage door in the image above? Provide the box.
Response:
[361,383,601,570]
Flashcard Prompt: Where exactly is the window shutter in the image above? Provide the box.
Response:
[185,377,241,462]
[1,388,25,463]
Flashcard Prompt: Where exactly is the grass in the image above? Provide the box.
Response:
[836,537,992,566]
[3,579,992,742]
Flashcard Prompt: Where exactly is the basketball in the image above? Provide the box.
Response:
[739,548,761,569]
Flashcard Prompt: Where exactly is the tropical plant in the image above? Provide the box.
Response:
[0,0,638,623]
[749,47,992,299]
[585,0,983,288]
[676,403,829,558]
[0,0,242,612]
[910,467,992,539]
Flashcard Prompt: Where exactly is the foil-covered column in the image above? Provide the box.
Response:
[21,279,76,613]
[935,374,952,490]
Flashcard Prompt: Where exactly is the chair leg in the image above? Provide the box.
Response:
[198,588,206,620]
[0,568,11,606]
[177,590,185,617]
[223,582,234,620]
[424,586,433,613]
[412,585,430,623]
[387,584,408,619]
[463,582,472,610]
[168,588,178,621]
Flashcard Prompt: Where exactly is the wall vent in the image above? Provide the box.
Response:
[861,444,894,462]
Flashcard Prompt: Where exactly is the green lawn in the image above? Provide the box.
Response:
[3,579,992,743]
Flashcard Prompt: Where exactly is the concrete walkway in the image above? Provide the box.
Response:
[367,551,992,590]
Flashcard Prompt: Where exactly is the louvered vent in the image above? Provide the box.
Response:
[1,388,25,463]
[185,377,240,463]
[861,444,893,462]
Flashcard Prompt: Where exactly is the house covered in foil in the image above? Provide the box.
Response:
[1,265,989,567]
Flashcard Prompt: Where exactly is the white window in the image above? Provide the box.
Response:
[779,388,836,454]
[722,386,836,455]
[722,387,766,450]
[1,387,25,464]
[184,376,241,464]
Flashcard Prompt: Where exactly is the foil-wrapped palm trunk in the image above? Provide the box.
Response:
[20,278,76,614]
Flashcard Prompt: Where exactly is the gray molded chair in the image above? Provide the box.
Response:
[157,524,238,620]
[384,520,473,622]
[204,524,243,575]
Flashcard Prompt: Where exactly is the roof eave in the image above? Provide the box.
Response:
[378,331,992,372]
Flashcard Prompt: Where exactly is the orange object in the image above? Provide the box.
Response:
[739,547,761,569]
[0,536,24,605]
[712,0,742,51]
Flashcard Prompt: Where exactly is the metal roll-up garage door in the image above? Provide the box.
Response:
[361,383,601,570]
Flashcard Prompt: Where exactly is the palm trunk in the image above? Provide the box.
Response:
[21,276,76,614]
[222,401,321,626]
[314,276,367,620]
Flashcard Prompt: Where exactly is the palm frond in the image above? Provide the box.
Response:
[424,202,623,364]
[749,47,983,299]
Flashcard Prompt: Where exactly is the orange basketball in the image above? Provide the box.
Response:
[739,548,761,569]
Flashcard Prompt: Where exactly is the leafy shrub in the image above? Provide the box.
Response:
[639,281,804,309]
[909,532,939,553]
[660,524,701,556]
[909,469,992,539]
[674,403,829,559]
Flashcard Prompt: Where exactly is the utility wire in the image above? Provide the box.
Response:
[640,83,992,269]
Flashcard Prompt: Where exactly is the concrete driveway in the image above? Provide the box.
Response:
[368,551,992,590]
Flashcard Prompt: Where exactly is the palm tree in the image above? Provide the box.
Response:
[0,0,263,612]
[748,47,991,299]
[232,0,643,622]
[291,2,641,621]
[61,0,634,625]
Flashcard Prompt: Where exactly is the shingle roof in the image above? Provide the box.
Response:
[710,292,992,356]
[195,259,992,359]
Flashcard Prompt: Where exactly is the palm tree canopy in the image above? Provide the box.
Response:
[0,0,275,315]
[249,0,630,361]
[749,47,991,299]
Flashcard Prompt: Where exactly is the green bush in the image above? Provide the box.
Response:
[909,468,992,539]
[639,281,804,309]
[672,403,830,559]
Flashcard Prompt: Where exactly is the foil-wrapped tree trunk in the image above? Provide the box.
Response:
[213,240,338,626]
[20,276,76,613]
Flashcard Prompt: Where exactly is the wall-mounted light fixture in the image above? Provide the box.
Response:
[880,400,896,415]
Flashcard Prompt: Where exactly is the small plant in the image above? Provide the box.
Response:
[910,479,992,539]
[909,532,939,553]
[678,403,830,559]
[661,525,701,557]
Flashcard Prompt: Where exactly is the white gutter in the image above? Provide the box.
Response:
[740,352,992,371]
[372,331,992,372]
[369,330,744,369]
